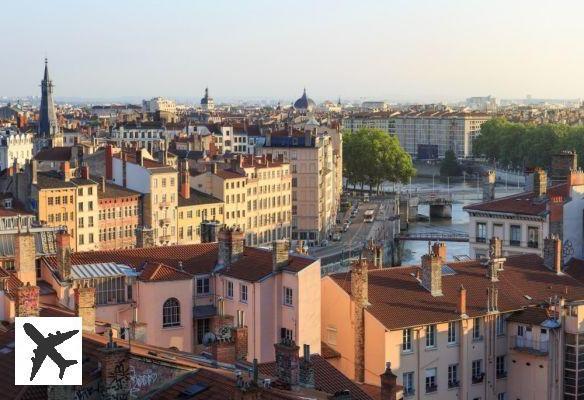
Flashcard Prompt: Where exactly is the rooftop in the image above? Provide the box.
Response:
[178,188,223,207]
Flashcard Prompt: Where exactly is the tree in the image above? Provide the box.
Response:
[440,150,462,177]
[343,128,416,192]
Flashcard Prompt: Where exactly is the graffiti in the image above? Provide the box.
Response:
[74,383,100,400]
[110,361,130,393]
[129,365,158,396]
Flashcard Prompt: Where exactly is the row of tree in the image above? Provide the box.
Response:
[473,117,584,169]
[343,128,416,192]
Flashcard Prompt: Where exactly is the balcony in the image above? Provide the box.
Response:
[475,236,486,243]
[403,388,415,397]
[160,217,171,226]
[512,335,549,355]
[160,234,172,242]
[425,384,437,393]
[509,239,521,246]
[527,240,539,249]
[448,380,460,388]
[472,373,484,384]
[159,201,169,209]
[496,371,507,379]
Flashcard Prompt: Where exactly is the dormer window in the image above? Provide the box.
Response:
[2,198,12,209]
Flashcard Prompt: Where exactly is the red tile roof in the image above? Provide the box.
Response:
[42,244,316,282]
[506,306,550,326]
[138,262,193,282]
[329,254,584,330]
[464,183,567,216]
[320,341,341,359]
[259,354,375,400]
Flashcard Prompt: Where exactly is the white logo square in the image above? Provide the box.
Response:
[15,317,82,385]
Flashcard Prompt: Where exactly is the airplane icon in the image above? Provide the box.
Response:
[23,322,79,381]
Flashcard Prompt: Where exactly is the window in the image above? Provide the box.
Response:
[219,281,232,299]
[476,222,487,243]
[162,298,180,327]
[78,188,83,196]
[86,276,127,305]
[472,360,483,383]
[402,328,412,352]
[448,364,459,388]
[517,325,525,337]
[510,225,521,246]
[280,327,293,341]
[425,324,436,348]
[425,368,437,393]
[496,315,506,336]
[48,197,54,206]
[403,372,414,396]
[78,234,84,245]
[196,277,210,295]
[196,318,210,344]
[528,226,539,248]
[283,287,293,306]
[240,284,248,303]
[497,393,506,400]
[448,321,457,344]
[88,187,93,195]
[496,355,507,378]
[473,317,482,341]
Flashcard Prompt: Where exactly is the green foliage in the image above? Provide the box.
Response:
[440,150,462,177]
[343,128,416,191]
[473,117,578,169]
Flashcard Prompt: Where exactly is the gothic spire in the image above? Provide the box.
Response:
[38,58,59,139]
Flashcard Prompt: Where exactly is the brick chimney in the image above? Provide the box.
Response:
[421,248,442,297]
[31,159,38,186]
[98,332,130,399]
[234,326,248,361]
[56,231,72,281]
[210,163,218,174]
[14,231,36,286]
[211,339,236,364]
[15,283,40,317]
[274,339,300,388]
[75,284,96,333]
[272,240,289,271]
[217,226,245,269]
[135,149,143,166]
[431,242,446,264]
[533,168,547,197]
[80,163,89,179]
[179,158,190,199]
[351,260,369,383]
[380,362,399,400]
[299,344,315,389]
[487,237,505,281]
[105,144,113,180]
[482,170,496,202]
[458,285,467,317]
[61,161,71,182]
[544,235,563,274]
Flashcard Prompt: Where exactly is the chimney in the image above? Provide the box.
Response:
[15,283,40,317]
[61,161,71,182]
[75,283,96,333]
[533,168,547,197]
[14,231,36,286]
[351,260,369,383]
[80,163,89,179]
[211,338,236,364]
[136,226,155,248]
[431,242,447,264]
[135,149,143,166]
[105,145,113,180]
[211,163,218,174]
[98,332,130,399]
[179,158,190,199]
[458,285,467,317]
[274,339,300,388]
[544,235,563,274]
[272,240,289,271]
[101,176,106,193]
[380,362,399,400]
[56,231,72,281]
[421,248,442,297]
[482,170,496,202]
[299,344,315,389]
[31,159,38,186]
[217,226,245,269]
[304,131,312,147]
[487,237,505,281]
[234,325,249,361]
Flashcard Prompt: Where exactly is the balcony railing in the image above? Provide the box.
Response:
[476,236,486,243]
[403,388,415,397]
[425,384,437,393]
[512,336,549,354]
[448,380,460,388]
[527,240,539,249]
[472,373,484,384]
[496,370,507,379]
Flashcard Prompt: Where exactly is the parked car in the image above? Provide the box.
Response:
[332,232,342,241]
[320,240,329,247]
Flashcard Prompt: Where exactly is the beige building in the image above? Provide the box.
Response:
[259,127,342,243]
[190,155,292,246]
[108,147,179,246]
[322,238,584,399]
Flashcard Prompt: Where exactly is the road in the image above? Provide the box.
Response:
[309,200,388,262]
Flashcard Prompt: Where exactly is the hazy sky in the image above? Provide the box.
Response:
[2,0,584,102]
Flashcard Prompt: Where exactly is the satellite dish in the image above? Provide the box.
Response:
[202,332,216,346]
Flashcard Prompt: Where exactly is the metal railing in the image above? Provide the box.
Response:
[512,336,549,354]
[397,231,469,242]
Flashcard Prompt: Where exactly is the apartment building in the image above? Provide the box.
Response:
[110,122,181,154]
[394,110,489,159]
[322,239,584,399]
[74,165,99,251]
[259,127,342,243]
[106,146,179,246]
[142,97,176,114]
[97,179,141,250]
[465,168,584,260]
[0,129,33,170]
[343,112,398,134]
[190,155,292,245]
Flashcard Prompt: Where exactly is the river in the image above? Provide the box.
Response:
[400,177,523,263]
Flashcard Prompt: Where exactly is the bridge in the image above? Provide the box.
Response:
[396,231,469,242]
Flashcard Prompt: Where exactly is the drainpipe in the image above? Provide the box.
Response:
[415,327,421,400]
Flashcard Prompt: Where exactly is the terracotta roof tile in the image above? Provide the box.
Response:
[138,262,193,282]
[330,254,584,330]
[507,307,550,326]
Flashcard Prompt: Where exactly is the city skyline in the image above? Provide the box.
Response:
[2,0,584,102]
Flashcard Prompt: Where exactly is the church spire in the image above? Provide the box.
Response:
[37,58,62,151]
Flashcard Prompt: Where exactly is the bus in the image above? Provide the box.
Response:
[364,209,375,223]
